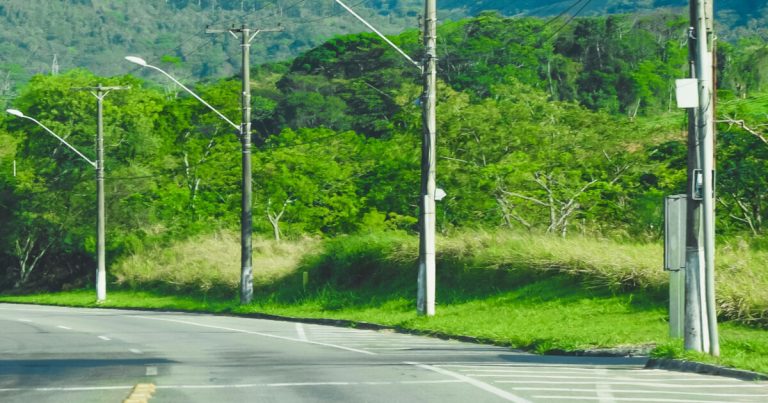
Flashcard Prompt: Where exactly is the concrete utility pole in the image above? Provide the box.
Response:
[696,0,719,357]
[333,0,435,316]
[417,0,438,316]
[684,0,706,353]
[206,24,282,304]
[74,84,130,303]
[685,0,719,356]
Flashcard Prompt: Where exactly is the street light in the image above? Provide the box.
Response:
[335,0,438,316]
[5,108,108,302]
[6,109,97,168]
[124,57,238,130]
[125,55,254,304]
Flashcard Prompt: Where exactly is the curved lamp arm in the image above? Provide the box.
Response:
[125,56,240,132]
[6,109,97,168]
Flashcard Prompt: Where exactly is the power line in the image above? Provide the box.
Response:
[217,0,308,28]
[434,1,594,66]
[299,0,371,24]
[542,0,589,29]
[542,0,594,43]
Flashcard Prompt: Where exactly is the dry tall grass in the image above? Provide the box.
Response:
[437,230,666,290]
[435,230,768,325]
[717,240,768,324]
[112,229,768,324]
[112,231,318,294]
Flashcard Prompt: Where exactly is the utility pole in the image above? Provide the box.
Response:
[685,0,719,356]
[333,0,433,316]
[684,0,706,353]
[695,0,719,357]
[417,0,437,316]
[74,84,130,303]
[206,24,282,304]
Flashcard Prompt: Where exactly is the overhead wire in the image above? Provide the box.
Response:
[436,0,594,65]
[299,0,372,24]
[542,0,594,43]
[541,0,589,29]
[114,1,598,181]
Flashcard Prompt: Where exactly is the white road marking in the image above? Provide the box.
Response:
[0,386,132,392]
[461,369,626,374]
[470,374,726,380]
[405,361,532,403]
[595,369,615,403]
[17,319,33,322]
[156,379,463,389]
[442,363,643,369]
[532,396,728,403]
[400,379,464,385]
[0,306,87,313]
[130,349,143,355]
[461,370,745,383]
[495,381,768,388]
[56,325,72,330]
[98,336,111,341]
[267,382,351,387]
[295,323,308,341]
[130,315,376,356]
[85,379,463,392]
[511,387,768,398]
[310,335,382,338]
[145,366,158,376]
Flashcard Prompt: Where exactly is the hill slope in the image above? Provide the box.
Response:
[0,0,761,98]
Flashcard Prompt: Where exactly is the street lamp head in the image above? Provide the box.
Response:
[6,109,25,118]
[125,56,148,66]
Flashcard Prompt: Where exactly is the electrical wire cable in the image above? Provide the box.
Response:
[542,0,594,43]
[541,0,589,29]
[216,0,308,28]
[299,0,372,24]
[435,0,594,65]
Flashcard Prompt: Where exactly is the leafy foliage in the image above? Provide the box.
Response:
[1,12,768,293]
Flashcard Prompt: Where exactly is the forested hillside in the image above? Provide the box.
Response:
[0,0,450,100]
[1,10,768,291]
[1,0,766,105]
[442,0,765,25]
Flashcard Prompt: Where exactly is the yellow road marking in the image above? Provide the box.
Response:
[122,383,156,403]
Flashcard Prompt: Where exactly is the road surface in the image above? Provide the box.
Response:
[1,303,766,402]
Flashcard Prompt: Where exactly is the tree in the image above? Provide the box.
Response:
[437,79,641,235]
[253,128,371,237]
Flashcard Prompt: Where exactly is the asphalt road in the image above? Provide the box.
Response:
[1,303,766,402]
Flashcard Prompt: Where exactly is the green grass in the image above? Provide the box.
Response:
[2,229,767,375]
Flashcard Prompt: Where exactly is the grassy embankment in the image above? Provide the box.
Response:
[2,230,767,374]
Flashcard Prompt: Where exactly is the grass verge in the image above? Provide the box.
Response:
[1,230,766,375]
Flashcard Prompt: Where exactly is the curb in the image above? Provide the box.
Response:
[543,346,654,358]
[645,358,768,381]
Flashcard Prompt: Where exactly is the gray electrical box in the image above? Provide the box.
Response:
[664,195,687,271]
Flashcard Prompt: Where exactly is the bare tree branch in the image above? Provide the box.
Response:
[718,116,768,145]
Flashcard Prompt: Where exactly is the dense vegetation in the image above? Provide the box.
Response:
[2,0,765,106]
[1,10,767,304]
[0,0,444,104]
